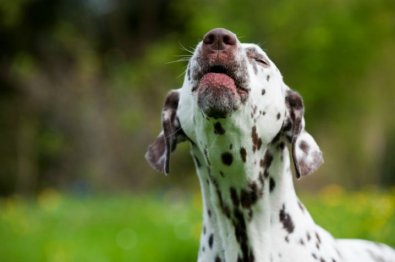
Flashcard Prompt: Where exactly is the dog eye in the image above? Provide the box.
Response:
[246,47,270,67]
[255,58,269,67]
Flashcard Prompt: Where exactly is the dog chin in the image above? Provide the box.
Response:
[197,86,240,118]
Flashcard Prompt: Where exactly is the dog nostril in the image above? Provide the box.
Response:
[203,33,216,45]
[223,34,236,46]
[202,28,237,50]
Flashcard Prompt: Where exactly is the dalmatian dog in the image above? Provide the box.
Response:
[145,28,395,262]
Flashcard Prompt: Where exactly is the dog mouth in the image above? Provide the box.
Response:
[198,64,248,94]
[196,64,248,118]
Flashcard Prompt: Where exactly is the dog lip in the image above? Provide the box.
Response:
[200,64,249,94]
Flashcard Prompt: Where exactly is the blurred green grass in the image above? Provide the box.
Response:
[0,187,394,262]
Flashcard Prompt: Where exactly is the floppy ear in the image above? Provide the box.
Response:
[284,89,324,179]
[145,90,186,175]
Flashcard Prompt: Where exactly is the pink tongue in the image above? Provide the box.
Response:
[199,73,236,91]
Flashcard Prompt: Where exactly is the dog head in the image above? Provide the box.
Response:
[146,28,323,179]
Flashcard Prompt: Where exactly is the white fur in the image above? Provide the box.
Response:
[172,37,395,262]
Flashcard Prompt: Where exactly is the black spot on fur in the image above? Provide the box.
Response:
[208,233,214,248]
[208,209,212,217]
[163,91,180,111]
[299,238,305,245]
[215,256,221,262]
[262,151,273,167]
[233,208,246,242]
[247,209,253,221]
[267,75,270,81]
[258,171,263,183]
[282,120,292,133]
[261,89,266,95]
[240,147,247,163]
[269,177,276,192]
[279,204,295,234]
[271,131,281,145]
[260,151,273,178]
[211,177,231,218]
[250,105,258,118]
[315,232,321,249]
[315,232,321,244]
[299,140,310,154]
[193,155,201,168]
[251,126,262,152]
[230,187,240,206]
[221,152,233,166]
[214,122,226,135]
[240,183,259,209]
[286,90,304,110]
[277,113,281,120]
[233,209,254,262]
[298,201,305,213]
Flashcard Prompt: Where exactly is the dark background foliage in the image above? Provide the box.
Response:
[1,0,394,196]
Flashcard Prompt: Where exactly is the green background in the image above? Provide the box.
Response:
[0,0,394,260]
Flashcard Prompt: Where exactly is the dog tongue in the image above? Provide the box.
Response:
[199,73,236,91]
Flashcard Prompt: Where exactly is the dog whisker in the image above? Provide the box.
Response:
[178,42,195,54]
[166,58,190,64]
[176,72,185,79]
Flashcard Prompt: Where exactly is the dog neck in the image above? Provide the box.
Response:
[191,125,305,262]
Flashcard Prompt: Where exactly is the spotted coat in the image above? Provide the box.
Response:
[146,28,395,262]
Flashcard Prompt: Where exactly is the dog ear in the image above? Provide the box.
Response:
[284,89,324,179]
[145,90,186,175]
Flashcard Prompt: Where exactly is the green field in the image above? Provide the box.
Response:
[1,187,394,262]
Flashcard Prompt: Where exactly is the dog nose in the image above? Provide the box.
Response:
[203,28,237,51]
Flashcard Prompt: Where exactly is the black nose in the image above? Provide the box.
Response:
[202,28,237,51]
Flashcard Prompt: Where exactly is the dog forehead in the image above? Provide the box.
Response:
[242,43,277,67]
[241,43,266,54]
